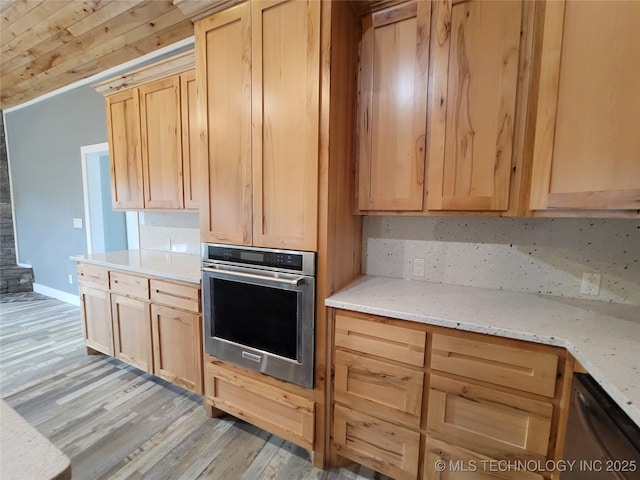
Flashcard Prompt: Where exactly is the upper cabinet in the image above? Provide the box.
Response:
[196,0,319,250]
[356,0,531,215]
[356,1,431,212]
[529,0,640,215]
[95,51,199,211]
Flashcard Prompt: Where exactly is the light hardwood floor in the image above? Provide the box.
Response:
[0,295,388,480]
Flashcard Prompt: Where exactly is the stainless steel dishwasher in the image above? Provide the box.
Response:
[562,373,640,479]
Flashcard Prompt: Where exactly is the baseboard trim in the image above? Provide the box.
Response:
[33,284,80,306]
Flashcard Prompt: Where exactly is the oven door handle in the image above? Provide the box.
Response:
[202,266,306,286]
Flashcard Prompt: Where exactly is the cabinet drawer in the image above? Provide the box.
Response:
[431,334,558,397]
[426,375,553,461]
[77,264,108,289]
[110,271,149,299]
[424,437,545,480]
[333,404,420,480]
[150,279,200,313]
[204,362,314,450]
[335,311,426,367]
[334,349,423,429]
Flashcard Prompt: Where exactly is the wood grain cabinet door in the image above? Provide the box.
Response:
[529,0,640,213]
[111,294,153,373]
[356,1,431,212]
[251,0,320,250]
[427,0,523,212]
[151,304,203,394]
[180,70,199,210]
[139,76,184,209]
[196,3,252,245]
[79,285,113,355]
[106,89,144,209]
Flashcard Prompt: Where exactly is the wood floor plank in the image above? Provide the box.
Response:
[0,296,388,479]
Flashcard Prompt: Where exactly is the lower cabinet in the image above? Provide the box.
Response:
[79,285,113,355]
[204,358,315,451]
[330,309,571,480]
[112,293,153,373]
[76,262,203,394]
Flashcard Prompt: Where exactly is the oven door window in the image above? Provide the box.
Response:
[211,278,299,361]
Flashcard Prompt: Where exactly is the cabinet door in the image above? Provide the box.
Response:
[106,89,144,209]
[356,1,431,212]
[196,3,253,245]
[251,0,320,250]
[530,0,640,212]
[111,294,153,373]
[181,70,199,210]
[427,0,523,211]
[79,286,113,355]
[151,304,203,394]
[139,76,184,209]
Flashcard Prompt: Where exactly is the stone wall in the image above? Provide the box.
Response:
[0,111,34,293]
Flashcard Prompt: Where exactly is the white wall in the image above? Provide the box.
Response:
[363,216,640,304]
[138,212,200,255]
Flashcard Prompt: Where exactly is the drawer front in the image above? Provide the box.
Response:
[334,349,423,429]
[335,311,426,367]
[333,404,420,480]
[204,362,314,450]
[110,271,149,299]
[426,375,553,461]
[77,263,108,289]
[424,437,545,480]
[150,279,200,313]
[431,334,558,397]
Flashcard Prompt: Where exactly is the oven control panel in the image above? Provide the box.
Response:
[204,244,315,275]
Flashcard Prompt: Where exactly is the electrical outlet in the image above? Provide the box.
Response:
[164,238,172,250]
[73,218,83,229]
[580,273,601,296]
[413,258,426,277]
[68,274,73,285]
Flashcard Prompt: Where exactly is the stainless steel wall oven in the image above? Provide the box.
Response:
[201,243,315,389]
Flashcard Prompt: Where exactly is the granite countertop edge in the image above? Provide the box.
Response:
[70,250,201,285]
[326,275,640,427]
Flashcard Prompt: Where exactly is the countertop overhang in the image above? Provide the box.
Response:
[70,250,201,284]
[326,275,640,427]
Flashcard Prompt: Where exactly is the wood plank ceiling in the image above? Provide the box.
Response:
[0,0,194,109]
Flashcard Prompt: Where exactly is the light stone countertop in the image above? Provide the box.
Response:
[70,249,201,284]
[325,275,640,427]
[0,400,71,480]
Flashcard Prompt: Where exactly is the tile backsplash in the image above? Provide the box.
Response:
[139,212,200,255]
[363,216,640,304]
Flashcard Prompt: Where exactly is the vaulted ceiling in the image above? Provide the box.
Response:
[0,0,194,109]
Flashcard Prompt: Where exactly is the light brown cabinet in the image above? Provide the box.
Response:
[196,0,319,250]
[77,264,113,355]
[76,262,203,394]
[204,358,315,450]
[106,89,144,209]
[330,309,572,480]
[95,52,199,211]
[529,0,640,215]
[356,0,529,215]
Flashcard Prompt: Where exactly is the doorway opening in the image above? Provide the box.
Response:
[80,143,139,254]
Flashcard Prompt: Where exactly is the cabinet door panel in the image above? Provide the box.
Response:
[426,375,553,461]
[139,76,184,209]
[181,70,199,209]
[357,1,430,212]
[106,89,143,209]
[196,3,252,244]
[79,286,113,355]
[151,304,202,394]
[427,0,522,211]
[111,294,152,373]
[530,0,640,211]
[251,0,319,250]
[334,349,423,429]
[333,404,420,480]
